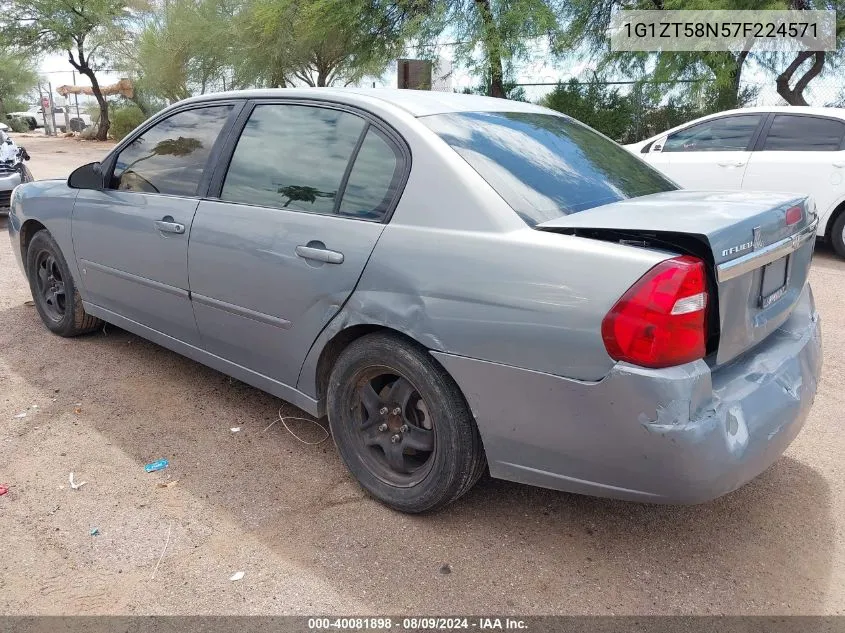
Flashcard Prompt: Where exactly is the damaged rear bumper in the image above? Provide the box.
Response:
[432,283,822,504]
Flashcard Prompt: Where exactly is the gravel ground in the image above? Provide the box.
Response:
[0,134,843,615]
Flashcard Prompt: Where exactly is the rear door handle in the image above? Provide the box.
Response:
[296,245,344,264]
[833,161,845,168]
[155,217,185,234]
[718,160,746,167]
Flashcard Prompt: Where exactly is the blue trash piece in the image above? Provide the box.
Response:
[144,459,169,473]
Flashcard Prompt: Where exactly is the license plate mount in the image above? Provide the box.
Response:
[759,255,790,309]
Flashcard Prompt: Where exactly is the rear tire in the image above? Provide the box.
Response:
[831,212,845,259]
[26,230,102,336]
[327,333,485,513]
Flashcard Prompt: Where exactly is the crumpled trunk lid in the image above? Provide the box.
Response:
[536,190,818,366]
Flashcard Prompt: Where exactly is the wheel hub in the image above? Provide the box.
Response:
[353,372,436,485]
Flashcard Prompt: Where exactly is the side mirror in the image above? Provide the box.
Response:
[650,136,667,153]
[68,161,104,190]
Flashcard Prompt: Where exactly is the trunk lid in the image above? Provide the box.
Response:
[536,190,818,366]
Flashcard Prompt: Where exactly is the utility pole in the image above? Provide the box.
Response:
[47,82,59,134]
[72,71,81,120]
[37,84,49,136]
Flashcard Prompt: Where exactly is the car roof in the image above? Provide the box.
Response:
[177,87,550,117]
[709,105,845,119]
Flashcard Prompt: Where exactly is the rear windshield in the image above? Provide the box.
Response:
[422,111,677,226]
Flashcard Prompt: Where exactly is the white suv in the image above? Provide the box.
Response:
[628,106,845,257]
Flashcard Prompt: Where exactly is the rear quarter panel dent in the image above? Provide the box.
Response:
[297,224,672,400]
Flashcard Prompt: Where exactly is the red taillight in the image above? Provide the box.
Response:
[601,255,708,369]
[785,205,803,226]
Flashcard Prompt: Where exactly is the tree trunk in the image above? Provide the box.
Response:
[474,0,505,98]
[83,69,110,141]
[776,50,825,106]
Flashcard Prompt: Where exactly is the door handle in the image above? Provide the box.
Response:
[296,245,344,264]
[717,160,746,167]
[833,161,845,168]
[155,217,185,234]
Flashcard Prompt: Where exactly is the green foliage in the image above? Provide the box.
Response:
[234,0,421,88]
[125,0,236,101]
[0,50,38,118]
[542,78,725,143]
[542,79,635,141]
[557,0,844,110]
[109,104,147,141]
[6,116,31,132]
[419,0,565,97]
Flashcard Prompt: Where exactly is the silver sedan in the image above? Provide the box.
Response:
[7,89,822,512]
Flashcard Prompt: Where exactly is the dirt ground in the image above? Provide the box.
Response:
[1,134,843,615]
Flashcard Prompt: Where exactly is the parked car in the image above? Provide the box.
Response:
[0,129,32,213]
[628,106,845,257]
[7,90,822,512]
[8,106,92,133]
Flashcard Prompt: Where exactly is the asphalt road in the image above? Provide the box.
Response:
[1,134,843,615]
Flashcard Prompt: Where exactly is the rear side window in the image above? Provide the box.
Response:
[111,105,233,196]
[663,115,763,152]
[422,111,676,226]
[338,128,402,220]
[762,115,845,151]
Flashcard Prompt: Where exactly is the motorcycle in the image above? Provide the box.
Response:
[0,130,32,214]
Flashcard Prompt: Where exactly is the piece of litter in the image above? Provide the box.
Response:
[24,300,34,306]
[13,412,26,419]
[144,459,169,473]
[0,485,8,496]
[230,427,240,433]
[68,473,87,490]
[156,480,178,489]
[263,407,330,445]
[31,405,38,409]
[90,528,99,536]
[229,571,245,582]
[150,521,173,580]
[73,407,82,414]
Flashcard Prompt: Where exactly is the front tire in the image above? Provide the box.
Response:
[26,230,102,336]
[327,333,486,513]
[830,212,845,259]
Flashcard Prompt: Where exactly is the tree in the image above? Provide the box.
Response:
[0,0,142,140]
[233,0,423,88]
[418,0,564,98]
[764,0,845,105]
[0,49,38,117]
[119,0,238,103]
[560,0,845,109]
[557,0,778,110]
[543,79,636,141]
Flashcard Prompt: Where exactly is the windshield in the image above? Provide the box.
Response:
[421,111,677,226]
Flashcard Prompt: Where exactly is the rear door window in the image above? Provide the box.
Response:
[662,115,763,152]
[762,115,845,151]
[220,104,403,221]
[421,111,676,226]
